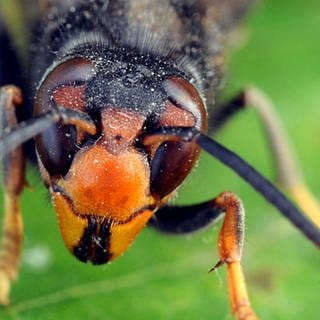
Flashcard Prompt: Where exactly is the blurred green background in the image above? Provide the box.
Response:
[0,0,320,319]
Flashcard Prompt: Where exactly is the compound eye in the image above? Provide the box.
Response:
[162,76,207,131]
[150,76,207,198]
[34,58,95,176]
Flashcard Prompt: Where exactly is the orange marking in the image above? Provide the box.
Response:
[159,102,195,127]
[164,76,207,132]
[56,144,155,221]
[101,107,145,141]
[51,191,88,252]
[52,85,87,110]
[100,107,146,154]
[52,189,155,260]
[109,208,154,260]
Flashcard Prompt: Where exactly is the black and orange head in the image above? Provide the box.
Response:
[33,51,207,264]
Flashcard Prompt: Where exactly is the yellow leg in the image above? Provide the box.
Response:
[245,87,320,228]
[211,192,258,320]
[290,184,320,228]
[0,193,23,305]
[0,85,25,305]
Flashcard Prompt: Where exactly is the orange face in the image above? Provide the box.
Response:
[33,57,207,264]
[50,108,157,263]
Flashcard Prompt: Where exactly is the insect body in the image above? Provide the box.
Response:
[0,1,319,318]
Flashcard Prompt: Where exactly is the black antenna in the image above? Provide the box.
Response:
[0,113,56,158]
[0,106,96,159]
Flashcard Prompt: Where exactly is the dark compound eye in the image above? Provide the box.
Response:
[35,121,77,176]
[150,141,200,198]
[149,76,207,198]
[34,58,95,176]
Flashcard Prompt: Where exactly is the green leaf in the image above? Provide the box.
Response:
[1,1,320,319]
